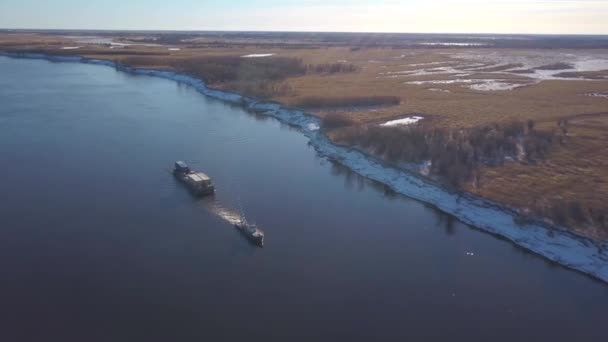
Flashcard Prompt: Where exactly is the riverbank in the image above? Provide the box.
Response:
[4,33,608,240]
[3,51,607,283]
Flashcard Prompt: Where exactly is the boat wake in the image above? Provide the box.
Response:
[203,200,265,247]
[206,202,243,226]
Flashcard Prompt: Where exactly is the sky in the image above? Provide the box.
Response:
[1,0,607,34]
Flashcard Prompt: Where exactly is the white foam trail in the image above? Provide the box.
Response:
[206,202,243,225]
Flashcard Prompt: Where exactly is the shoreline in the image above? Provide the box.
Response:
[2,51,607,283]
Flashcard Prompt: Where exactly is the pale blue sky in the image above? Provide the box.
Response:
[1,0,607,34]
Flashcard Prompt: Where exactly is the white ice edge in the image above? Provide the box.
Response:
[3,52,607,283]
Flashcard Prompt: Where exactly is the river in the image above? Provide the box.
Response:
[0,56,606,341]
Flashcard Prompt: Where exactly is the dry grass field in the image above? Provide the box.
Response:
[2,31,608,239]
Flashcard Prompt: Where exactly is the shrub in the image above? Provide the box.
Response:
[294,96,401,108]
[308,63,357,74]
[334,119,556,188]
[321,113,356,129]
[568,201,588,224]
[226,80,294,98]
[122,56,307,85]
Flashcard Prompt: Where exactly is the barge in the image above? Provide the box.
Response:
[173,161,215,196]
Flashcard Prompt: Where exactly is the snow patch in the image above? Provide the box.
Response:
[381,116,424,127]
[468,80,526,91]
[428,88,451,93]
[586,92,608,99]
[306,123,320,131]
[406,61,454,67]
[406,78,527,91]
[241,53,275,58]
[406,79,475,85]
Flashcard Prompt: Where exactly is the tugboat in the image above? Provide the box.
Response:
[173,161,215,196]
[234,207,265,247]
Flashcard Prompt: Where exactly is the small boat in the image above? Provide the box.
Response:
[234,204,264,247]
[173,161,215,196]
[235,219,265,247]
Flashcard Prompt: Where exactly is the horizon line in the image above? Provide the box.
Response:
[2,28,608,37]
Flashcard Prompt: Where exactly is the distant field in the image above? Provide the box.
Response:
[2,31,608,239]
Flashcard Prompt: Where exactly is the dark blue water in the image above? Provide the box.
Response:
[0,56,606,342]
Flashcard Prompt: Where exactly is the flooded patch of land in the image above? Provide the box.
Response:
[381,49,608,91]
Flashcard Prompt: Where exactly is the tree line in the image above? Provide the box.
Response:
[328,116,555,188]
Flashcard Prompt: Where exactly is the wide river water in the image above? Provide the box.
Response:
[1,56,607,341]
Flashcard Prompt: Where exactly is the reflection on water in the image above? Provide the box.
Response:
[435,211,457,236]
[329,161,401,200]
[330,161,365,191]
